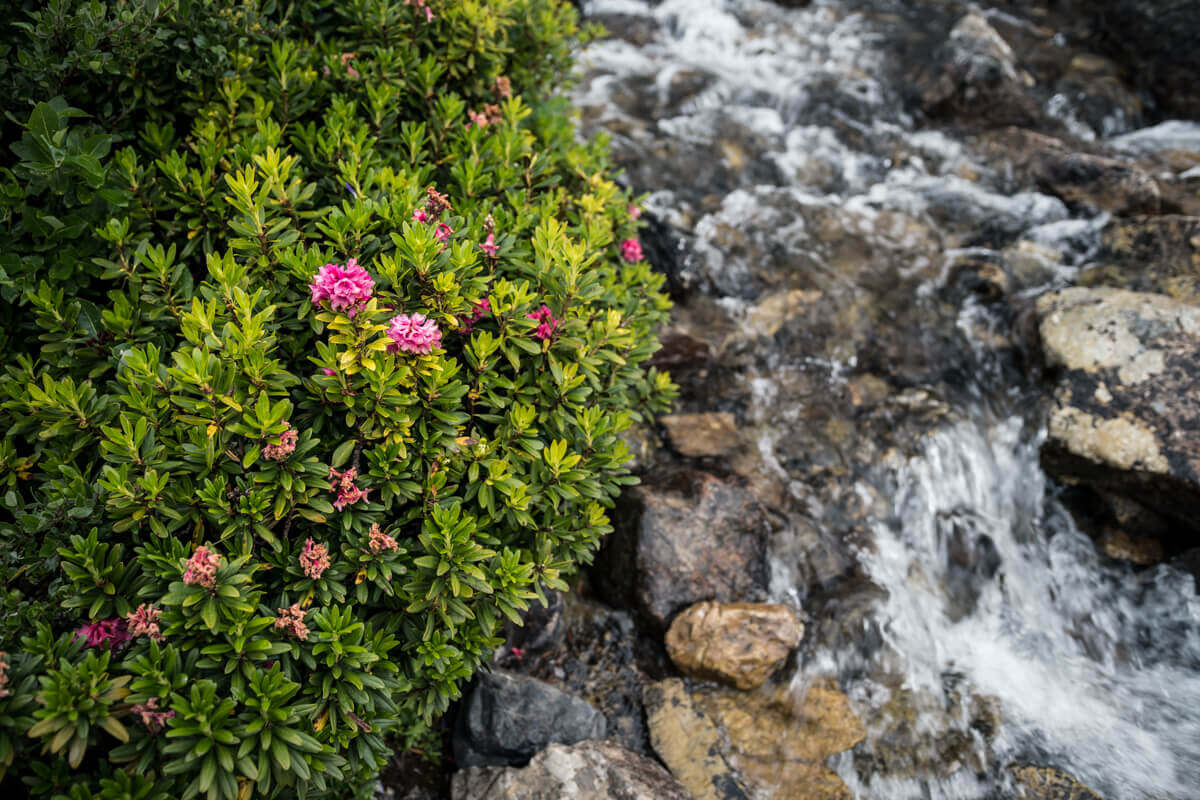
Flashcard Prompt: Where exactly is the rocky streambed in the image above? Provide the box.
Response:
[385,1,1200,798]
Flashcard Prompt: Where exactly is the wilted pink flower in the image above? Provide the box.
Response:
[131,697,175,734]
[334,483,368,510]
[479,232,498,258]
[300,539,330,580]
[435,222,453,243]
[466,109,490,129]
[126,604,164,642]
[274,603,310,641]
[412,208,429,223]
[368,523,399,554]
[321,367,338,377]
[262,422,299,462]
[494,76,512,100]
[309,259,375,314]
[0,653,9,699]
[424,186,452,219]
[340,52,360,79]
[75,619,131,652]
[329,466,370,510]
[620,238,644,262]
[458,298,491,333]
[387,313,442,355]
[526,304,561,341]
[183,545,220,589]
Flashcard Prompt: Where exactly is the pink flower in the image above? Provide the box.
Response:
[0,653,9,699]
[526,304,561,341]
[321,367,338,377]
[309,259,375,314]
[329,467,370,510]
[479,232,498,258]
[75,619,131,652]
[494,76,512,100]
[262,422,298,462]
[126,604,164,642]
[458,298,491,333]
[300,539,330,580]
[628,204,642,220]
[340,52,360,79]
[412,208,429,223]
[620,238,643,263]
[406,0,434,21]
[131,697,175,734]
[387,313,442,355]
[274,603,310,641]
[435,222,453,244]
[334,483,368,510]
[368,523,399,554]
[183,545,220,589]
[467,110,490,129]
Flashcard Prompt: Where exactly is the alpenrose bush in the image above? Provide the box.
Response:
[0,1,674,797]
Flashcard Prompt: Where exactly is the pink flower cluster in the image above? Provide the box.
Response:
[526,304,561,341]
[435,222,453,244]
[387,313,442,355]
[329,466,369,510]
[263,422,298,462]
[183,545,220,589]
[620,238,644,263]
[494,76,512,100]
[274,603,310,641]
[126,604,164,642]
[479,233,498,258]
[406,0,434,22]
[458,298,491,333]
[0,653,9,699]
[300,538,331,580]
[75,619,131,652]
[309,259,375,315]
[628,204,642,220]
[368,523,399,554]
[466,103,503,129]
[131,697,175,734]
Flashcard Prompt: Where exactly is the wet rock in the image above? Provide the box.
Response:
[453,671,607,768]
[450,740,689,800]
[1079,216,1200,304]
[660,412,740,458]
[1011,765,1106,800]
[593,471,770,631]
[1098,529,1165,566]
[642,679,753,800]
[917,11,1044,129]
[689,680,865,800]
[1035,287,1200,535]
[1050,53,1143,138]
[664,601,803,690]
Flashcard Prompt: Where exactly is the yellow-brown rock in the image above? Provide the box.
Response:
[642,679,751,800]
[660,412,740,458]
[664,601,803,690]
[1012,765,1106,799]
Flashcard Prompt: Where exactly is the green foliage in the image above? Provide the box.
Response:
[0,0,673,797]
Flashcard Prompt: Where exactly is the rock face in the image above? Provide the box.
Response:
[1036,287,1200,534]
[593,471,770,630]
[1011,765,1106,800]
[643,677,865,800]
[664,601,803,690]
[453,671,607,768]
[1080,216,1200,304]
[450,740,689,800]
[660,412,740,458]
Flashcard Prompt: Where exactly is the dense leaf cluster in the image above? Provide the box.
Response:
[0,1,673,797]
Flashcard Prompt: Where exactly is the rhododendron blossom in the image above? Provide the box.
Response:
[329,466,369,510]
[131,698,175,734]
[620,238,644,263]
[321,367,338,377]
[309,259,375,314]
[75,619,131,652]
[183,545,220,588]
[368,523,399,554]
[628,204,642,220]
[435,222,453,244]
[300,538,331,580]
[458,298,491,333]
[387,313,442,355]
[274,603,310,641]
[0,653,9,699]
[412,208,429,223]
[126,604,164,642]
[262,422,298,462]
[479,232,498,258]
[526,304,561,341]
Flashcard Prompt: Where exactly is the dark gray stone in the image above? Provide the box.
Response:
[453,670,608,768]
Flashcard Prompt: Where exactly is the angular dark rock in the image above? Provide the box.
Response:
[453,670,607,768]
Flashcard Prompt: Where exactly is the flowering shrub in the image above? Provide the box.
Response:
[0,1,673,798]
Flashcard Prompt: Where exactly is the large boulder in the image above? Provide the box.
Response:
[450,740,689,800]
[1035,287,1200,534]
[593,471,770,630]
[664,601,804,690]
[453,671,607,768]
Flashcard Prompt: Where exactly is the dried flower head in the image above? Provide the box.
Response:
[183,545,220,589]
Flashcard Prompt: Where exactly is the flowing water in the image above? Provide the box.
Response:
[572,0,1200,797]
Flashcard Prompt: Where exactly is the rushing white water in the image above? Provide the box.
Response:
[575,1,1200,797]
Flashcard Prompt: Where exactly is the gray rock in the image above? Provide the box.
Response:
[1035,287,1200,535]
[592,471,770,631]
[453,670,607,768]
[450,740,688,800]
